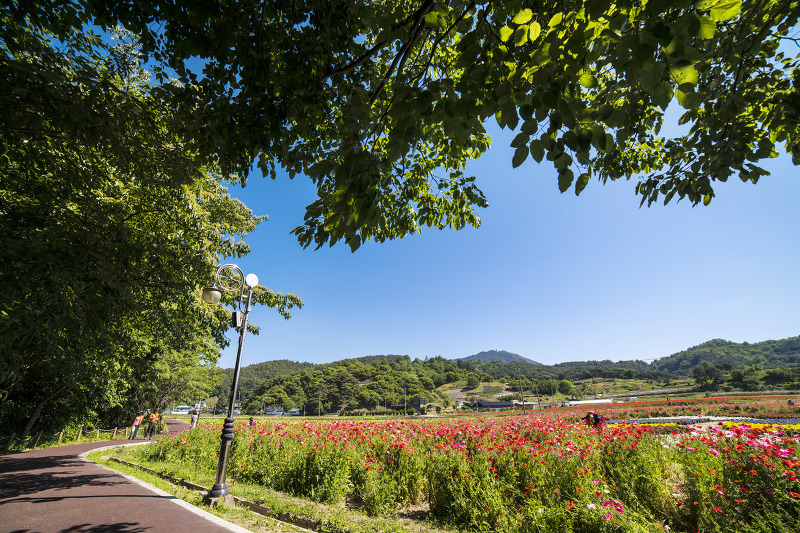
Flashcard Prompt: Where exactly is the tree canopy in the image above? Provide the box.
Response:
[0,13,302,435]
[25,0,799,252]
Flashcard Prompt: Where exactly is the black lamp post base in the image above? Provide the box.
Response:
[203,491,235,508]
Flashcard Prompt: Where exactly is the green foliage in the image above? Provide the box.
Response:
[692,361,725,391]
[0,12,302,436]
[13,0,798,253]
[652,337,800,376]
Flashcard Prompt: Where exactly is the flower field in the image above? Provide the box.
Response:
[143,409,800,532]
[458,397,800,422]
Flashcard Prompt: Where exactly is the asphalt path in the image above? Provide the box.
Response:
[0,420,252,533]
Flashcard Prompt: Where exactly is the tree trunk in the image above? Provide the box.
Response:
[19,383,68,441]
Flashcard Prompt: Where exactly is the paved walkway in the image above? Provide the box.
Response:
[0,420,251,533]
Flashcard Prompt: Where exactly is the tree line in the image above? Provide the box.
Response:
[213,336,800,414]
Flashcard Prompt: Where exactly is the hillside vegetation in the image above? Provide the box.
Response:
[210,336,800,415]
[651,337,800,374]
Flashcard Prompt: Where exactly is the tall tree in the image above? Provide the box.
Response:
[0,16,302,435]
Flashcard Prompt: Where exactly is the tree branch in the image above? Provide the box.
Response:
[324,38,390,79]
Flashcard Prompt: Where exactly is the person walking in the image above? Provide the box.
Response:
[190,408,198,428]
[145,409,160,439]
[130,411,144,439]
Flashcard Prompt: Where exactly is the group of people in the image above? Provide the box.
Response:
[130,409,160,439]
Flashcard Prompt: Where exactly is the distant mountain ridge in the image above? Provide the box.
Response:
[458,349,541,365]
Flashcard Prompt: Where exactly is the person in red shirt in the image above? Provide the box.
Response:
[130,411,144,439]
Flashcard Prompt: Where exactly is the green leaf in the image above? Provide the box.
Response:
[590,124,606,151]
[512,145,529,168]
[499,26,514,42]
[710,0,741,21]
[640,68,658,93]
[514,26,529,46]
[512,9,534,24]
[530,139,545,162]
[580,73,596,88]
[549,13,564,27]
[554,152,570,170]
[703,193,712,206]
[511,132,530,148]
[694,0,720,9]
[669,61,698,85]
[698,15,716,38]
[528,21,542,41]
[587,0,613,19]
[423,11,447,28]
[575,172,590,195]
[558,169,574,193]
[675,13,701,39]
[423,12,439,24]
[676,88,702,109]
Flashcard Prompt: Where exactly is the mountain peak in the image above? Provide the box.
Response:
[459,350,540,365]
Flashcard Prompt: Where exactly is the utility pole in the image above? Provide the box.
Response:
[518,365,526,413]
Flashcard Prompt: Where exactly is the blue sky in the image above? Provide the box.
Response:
[216,124,800,369]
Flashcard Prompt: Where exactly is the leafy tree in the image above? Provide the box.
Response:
[761,365,800,389]
[40,0,796,252]
[692,361,725,391]
[131,350,217,415]
[557,379,573,395]
[0,15,302,436]
[466,374,482,388]
[729,365,762,391]
[538,379,558,396]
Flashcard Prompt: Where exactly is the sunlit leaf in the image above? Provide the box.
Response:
[512,8,533,25]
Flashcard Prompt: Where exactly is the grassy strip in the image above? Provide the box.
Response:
[89,447,451,533]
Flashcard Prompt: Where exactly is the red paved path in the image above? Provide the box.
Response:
[0,420,251,533]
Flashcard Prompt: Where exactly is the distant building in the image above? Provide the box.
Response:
[564,399,613,407]
[471,401,514,412]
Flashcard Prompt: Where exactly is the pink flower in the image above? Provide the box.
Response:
[604,514,612,520]
[709,448,719,456]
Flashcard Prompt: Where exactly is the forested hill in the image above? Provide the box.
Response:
[210,336,800,413]
[459,350,541,365]
[212,359,314,404]
[650,337,800,375]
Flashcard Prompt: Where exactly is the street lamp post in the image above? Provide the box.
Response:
[201,264,259,507]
